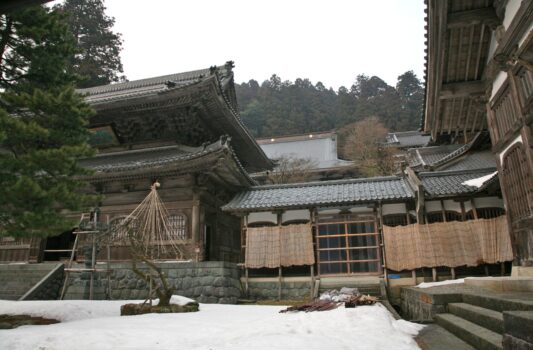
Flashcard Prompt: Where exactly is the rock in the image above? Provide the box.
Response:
[120,302,199,316]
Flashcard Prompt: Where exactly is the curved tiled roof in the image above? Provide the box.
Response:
[222,176,414,212]
[419,168,497,197]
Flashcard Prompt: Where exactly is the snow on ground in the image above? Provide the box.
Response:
[0,299,423,350]
[416,278,465,288]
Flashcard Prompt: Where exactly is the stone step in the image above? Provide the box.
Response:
[416,323,476,350]
[448,303,503,334]
[0,295,20,300]
[435,313,503,350]
[462,293,533,313]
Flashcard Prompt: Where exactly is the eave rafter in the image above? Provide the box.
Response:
[440,80,485,99]
[447,7,500,29]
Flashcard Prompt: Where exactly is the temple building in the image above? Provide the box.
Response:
[254,131,355,182]
[424,0,533,274]
[0,62,273,264]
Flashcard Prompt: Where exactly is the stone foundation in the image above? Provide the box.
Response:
[244,278,313,300]
[63,261,242,304]
[400,286,462,321]
[503,311,533,350]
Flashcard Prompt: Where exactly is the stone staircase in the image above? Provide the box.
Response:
[0,263,61,300]
[433,293,533,350]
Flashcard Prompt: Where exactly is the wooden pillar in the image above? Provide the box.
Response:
[412,269,417,285]
[470,199,479,220]
[245,268,249,297]
[278,267,282,301]
[191,192,201,261]
[432,267,438,282]
[310,265,315,299]
[451,267,456,280]
[277,212,282,301]
[378,202,388,286]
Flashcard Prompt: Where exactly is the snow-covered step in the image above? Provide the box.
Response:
[435,313,503,350]
[448,303,503,334]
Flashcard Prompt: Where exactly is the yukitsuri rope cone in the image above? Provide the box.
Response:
[118,182,184,260]
[115,183,197,314]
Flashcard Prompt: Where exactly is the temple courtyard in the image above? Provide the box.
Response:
[0,298,422,350]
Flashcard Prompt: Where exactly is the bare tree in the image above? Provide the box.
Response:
[341,116,397,177]
[266,156,317,184]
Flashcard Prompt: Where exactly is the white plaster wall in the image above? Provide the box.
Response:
[499,134,523,163]
[474,197,505,209]
[382,203,407,216]
[426,201,443,212]
[247,212,277,225]
[503,0,521,30]
[281,209,310,223]
[491,71,508,100]
[443,200,462,213]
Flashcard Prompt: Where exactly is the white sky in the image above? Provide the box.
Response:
[100,0,426,90]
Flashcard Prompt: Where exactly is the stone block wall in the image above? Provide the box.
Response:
[20,263,64,301]
[246,280,312,300]
[63,261,242,304]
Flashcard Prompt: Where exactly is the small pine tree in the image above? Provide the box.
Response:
[0,6,97,238]
[58,0,125,88]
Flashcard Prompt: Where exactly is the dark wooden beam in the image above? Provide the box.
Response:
[447,7,500,29]
[440,80,485,99]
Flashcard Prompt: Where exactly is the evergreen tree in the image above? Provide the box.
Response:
[236,70,424,138]
[0,5,96,238]
[396,70,424,130]
[58,0,125,88]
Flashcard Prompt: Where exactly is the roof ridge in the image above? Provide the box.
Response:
[77,66,225,96]
[419,167,496,177]
[249,176,405,190]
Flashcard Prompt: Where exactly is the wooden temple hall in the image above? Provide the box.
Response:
[0,0,532,300]
[0,61,273,264]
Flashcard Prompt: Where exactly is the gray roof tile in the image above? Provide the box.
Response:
[223,177,414,211]
[420,169,497,197]
[387,131,431,148]
[438,150,496,171]
[77,65,231,105]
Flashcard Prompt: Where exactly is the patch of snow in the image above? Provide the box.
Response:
[0,300,423,350]
[462,171,497,188]
[416,279,465,289]
[156,295,196,306]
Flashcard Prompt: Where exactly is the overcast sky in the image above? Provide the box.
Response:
[101,0,425,90]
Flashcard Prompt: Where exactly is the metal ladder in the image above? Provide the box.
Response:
[59,210,111,300]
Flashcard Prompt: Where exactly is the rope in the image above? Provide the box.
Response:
[117,182,185,259]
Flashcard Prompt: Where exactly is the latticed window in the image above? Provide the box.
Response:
[382,214,408,227]
[503,144,531,223]
[168,214,187,240]
[108,216,135,243]
[316,213,380,275]
[476,207,505,219]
